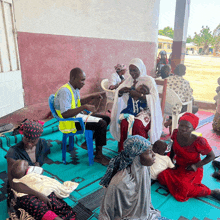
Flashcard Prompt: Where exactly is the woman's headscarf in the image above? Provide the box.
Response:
[128,58,147,77]
[100,135,151,188]
[179,112,199,129]
[114,64,126,72]
[20,120,43,141]
[110,58,163,144]
[99,135,161,219]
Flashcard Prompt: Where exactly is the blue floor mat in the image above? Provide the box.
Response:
[0,117,220,220]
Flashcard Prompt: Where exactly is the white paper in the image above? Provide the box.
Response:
[76,113,101,123]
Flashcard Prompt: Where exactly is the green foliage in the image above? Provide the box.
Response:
[212,24,220,53]
[192,25,220,54]
[159,24,220,54]
[158,26,174,39]
[186,36,193,43]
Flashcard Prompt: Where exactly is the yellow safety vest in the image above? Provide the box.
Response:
[55,83,81,133]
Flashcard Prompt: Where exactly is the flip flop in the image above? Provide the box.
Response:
[0,123,14,133]
[212,189,220,200]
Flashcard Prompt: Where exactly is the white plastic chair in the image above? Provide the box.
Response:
[157,86,192,134]
[155,79,168,117]
[101,79,115,113]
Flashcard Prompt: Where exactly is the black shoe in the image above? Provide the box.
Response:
[212,156,220,171]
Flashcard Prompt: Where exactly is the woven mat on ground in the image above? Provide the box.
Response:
[0,112,220,220]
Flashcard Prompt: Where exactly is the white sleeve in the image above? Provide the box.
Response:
[110,73,118,86]
[167,157,175,168]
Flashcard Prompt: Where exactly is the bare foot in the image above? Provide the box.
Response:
[94,155,110,166]
[80,141,87,150]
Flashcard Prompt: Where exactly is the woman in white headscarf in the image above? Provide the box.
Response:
[99,135,161,220]
[110,58,163,151]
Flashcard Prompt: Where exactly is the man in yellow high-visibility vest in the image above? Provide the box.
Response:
[54,68,110,166]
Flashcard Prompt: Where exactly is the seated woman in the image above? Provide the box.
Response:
[213,78,220,132]
[99,135,161,220]
[109,64,126,90]
[118,84,151,151]
[5,120,77,220]
[158,113,220,202]
[110,58,163,151]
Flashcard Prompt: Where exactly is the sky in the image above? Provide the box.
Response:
[158,0,220,37]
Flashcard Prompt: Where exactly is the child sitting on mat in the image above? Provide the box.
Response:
[11,160,79,199]
[150,140,174,180]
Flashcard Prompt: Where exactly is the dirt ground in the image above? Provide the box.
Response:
[184,55,220,103]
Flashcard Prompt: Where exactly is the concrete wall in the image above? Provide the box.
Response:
[13,0,160,106]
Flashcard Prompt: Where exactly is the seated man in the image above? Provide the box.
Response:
[54,67,110,165]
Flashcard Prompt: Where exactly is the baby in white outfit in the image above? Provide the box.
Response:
[150,140,174,180]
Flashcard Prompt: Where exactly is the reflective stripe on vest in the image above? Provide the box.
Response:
[55,83,81,133]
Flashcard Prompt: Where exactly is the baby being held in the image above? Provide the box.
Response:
[134,84,151,127]
[11,160,79,198]
[150,140,174,180]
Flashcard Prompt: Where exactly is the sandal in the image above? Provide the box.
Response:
[212,171,220,180]
[212,189,220,200]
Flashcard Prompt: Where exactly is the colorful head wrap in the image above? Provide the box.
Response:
[20,119,44,141]
[114,64,126,72]
[100,135,151,188]
[179,112,199,129]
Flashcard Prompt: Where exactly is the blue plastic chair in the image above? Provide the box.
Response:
[48,94,94,166]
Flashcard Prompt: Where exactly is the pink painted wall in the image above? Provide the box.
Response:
[17,32,156,106]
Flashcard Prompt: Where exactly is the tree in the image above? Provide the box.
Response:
[212,24,220,54]
[200,26,213,54]
[192,26,213,54]
[193,32,203,47]
[158,26,174,39]
[186,36,193,43]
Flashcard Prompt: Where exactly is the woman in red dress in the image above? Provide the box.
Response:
[157,113,220,202]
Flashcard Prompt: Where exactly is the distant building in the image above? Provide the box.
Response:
[158,35,173,55]
[186,42,199,55]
